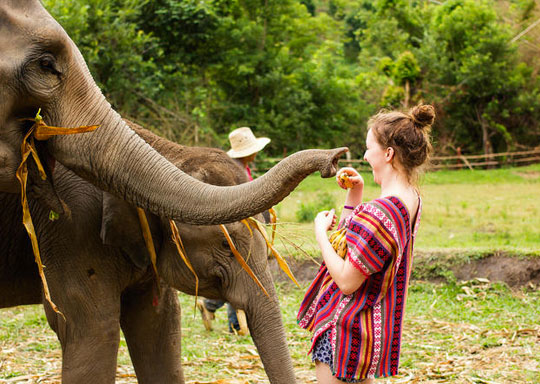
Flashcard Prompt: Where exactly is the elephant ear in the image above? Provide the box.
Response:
[100,192,162,269]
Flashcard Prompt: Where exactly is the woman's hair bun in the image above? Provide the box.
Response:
[409,104,435,130]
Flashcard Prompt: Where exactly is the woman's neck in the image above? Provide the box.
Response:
[379,169,410,197]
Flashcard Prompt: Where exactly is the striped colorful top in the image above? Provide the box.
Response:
[297,196,422,380]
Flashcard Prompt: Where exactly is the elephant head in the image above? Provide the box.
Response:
[161,221,295,383]
[0,0,346,224]
[101,124,299,383]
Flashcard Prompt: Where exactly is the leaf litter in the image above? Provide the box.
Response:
[3,277,539,383]
[1,223,539,384]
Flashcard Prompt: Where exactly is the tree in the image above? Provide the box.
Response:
[420,0,529,154]
[44,0,161,113]
[44,0,540,156]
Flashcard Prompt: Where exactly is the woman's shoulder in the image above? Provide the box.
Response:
[348,198,395,226]
[357,196,407,218]
[345,197,409,230]
[349,197,410,241]
[344,200,403,255]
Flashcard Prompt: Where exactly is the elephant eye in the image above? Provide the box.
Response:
[221,240,230,249]
[39,55,60,75]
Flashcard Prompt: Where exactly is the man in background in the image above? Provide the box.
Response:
[197,127,270,334]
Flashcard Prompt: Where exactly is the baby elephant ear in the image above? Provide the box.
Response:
[100,192,162,269]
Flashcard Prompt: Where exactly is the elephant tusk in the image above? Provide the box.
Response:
[236,309,249,336]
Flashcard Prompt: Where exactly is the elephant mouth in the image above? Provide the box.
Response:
[17,117,65,215]
[35,139,57,178]
[18,115,57,172]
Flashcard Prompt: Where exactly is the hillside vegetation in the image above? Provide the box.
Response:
[43,0,540,157]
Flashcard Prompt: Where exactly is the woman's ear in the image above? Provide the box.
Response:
[385,147,394,163]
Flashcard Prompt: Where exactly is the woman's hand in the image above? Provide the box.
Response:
[336,167,364,190]
[314,209,337,239]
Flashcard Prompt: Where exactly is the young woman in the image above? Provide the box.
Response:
[298,104,435,383]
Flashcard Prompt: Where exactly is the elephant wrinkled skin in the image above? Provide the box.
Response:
[0,124,299,383]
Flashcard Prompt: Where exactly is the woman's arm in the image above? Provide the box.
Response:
[315,210,367,295]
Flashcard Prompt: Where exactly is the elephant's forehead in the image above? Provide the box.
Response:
[0,1,66,50]
[176,222,255,240]
[178,224,228,237]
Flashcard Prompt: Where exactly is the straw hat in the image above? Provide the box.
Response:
[227,127,270,158]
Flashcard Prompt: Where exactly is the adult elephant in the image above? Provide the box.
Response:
[0,0,345,225]
[1,123,300,383]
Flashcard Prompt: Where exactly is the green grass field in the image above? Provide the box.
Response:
[273,163,540,257]
[1,164,539,383]
[2,282,539,383]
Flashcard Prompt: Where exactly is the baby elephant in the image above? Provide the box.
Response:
[99,123,298,383]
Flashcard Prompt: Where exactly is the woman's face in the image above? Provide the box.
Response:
[363,128,387,185]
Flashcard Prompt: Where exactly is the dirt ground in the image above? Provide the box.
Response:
[1,253,538,384]
[271,251,540,287]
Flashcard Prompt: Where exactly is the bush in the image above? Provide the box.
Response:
[295,192,336,223]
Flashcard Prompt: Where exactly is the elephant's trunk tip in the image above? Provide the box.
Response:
[319,147,348,178]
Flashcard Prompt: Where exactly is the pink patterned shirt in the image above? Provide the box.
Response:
[297,196,422,380]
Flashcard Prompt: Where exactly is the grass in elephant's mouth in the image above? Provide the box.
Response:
[1,281,539,383]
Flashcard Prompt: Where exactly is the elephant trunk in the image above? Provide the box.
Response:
[243,272,296,384]
[45,45,345,225]
[49,99,345,224]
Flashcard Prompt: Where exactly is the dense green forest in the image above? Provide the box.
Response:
[44,0,540,157]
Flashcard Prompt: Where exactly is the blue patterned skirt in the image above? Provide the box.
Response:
[312,329,365,383]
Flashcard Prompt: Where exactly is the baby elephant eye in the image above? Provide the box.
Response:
[221,240,229,249]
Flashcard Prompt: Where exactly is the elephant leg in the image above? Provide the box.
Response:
[44,286,121,384]
[120,282,184,384]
